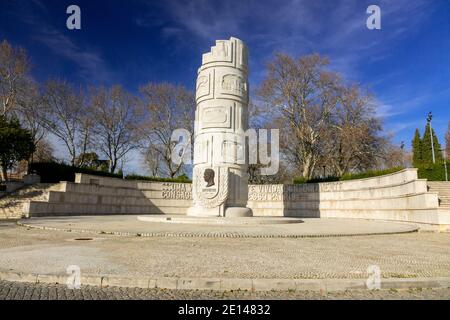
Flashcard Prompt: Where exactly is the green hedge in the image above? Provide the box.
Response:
[125,174,191,183]
[340,167,404,181]
[30,162,123,183]
[417,162,450,181]
[293,176,340,184]
[30,162,192,183]
[293,167,404,184]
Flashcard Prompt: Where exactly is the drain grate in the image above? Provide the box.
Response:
[74,237,94,241]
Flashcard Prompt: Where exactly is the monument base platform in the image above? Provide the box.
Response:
[186,206,223,217]
[137,215,299,226]
[186,206,253,218]
[225,207,253,218]
[18,215,419,238]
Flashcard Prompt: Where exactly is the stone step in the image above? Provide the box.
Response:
[0,203,25,219]
[429,188,450,195]
[0,183,59,219]
[427,185,450,190]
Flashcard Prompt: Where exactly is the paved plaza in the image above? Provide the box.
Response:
[0,218,448,287]
[18,215,419,238]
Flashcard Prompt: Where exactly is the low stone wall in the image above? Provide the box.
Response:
[25,175,192,217]
[23,169,450,227]
[248,169,449,226]
[6,181,24,193]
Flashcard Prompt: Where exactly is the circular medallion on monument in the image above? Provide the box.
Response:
[194,166,228,207]
[203,168,215,188]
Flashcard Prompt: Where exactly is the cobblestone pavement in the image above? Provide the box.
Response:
[0,280,448,300]
[0,222,448,280]
[20,216,418,238]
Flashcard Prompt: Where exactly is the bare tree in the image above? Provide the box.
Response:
[90,85,140,173]
[259,53,341,179]
[16,82,45,145]
[258,53,395,179]
[33,138,55,163]
[77,112,94,166]
[248,161,291,184]
[139,83,195,178]
[380,141,409,169]
[142,147,163,177]
[324,85,384,176]
[41,80,87,166]
[0,40,31,117]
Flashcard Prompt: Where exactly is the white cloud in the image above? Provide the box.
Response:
[31,27,114,84]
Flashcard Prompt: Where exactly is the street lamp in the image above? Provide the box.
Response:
[427,112,436,164]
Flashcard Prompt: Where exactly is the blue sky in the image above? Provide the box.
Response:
[1,0,449,174]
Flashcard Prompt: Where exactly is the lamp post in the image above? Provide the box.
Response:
[427,112,436,164]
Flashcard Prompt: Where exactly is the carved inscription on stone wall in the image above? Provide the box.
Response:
[248,185,283,201]
[285,184,320,193]
[161,183,192,200]
[159,181,350,202]
[159,182,335,202]
[248,184,320,202]
[319,182,344,192]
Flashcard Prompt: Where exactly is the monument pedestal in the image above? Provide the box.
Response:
[187,206,252,218]
[187,206,224,217]
[225,207,253,218]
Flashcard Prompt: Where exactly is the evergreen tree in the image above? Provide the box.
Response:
[422,122,443,164]
[412,128,423,166]
[0,115,35,181]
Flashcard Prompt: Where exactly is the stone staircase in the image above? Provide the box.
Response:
[428,182,450,210]
[0,184,58,220]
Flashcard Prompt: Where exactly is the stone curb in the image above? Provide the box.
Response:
[16,221,419,239]
[0,270,448,292]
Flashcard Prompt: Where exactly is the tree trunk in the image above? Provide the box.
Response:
[1,165,8,182]
[302,154,314,179]
[110,161,116,174]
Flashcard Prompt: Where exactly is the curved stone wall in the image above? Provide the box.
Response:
[247,169,449,226]
[24,176,193,216]
[22,169,450,227]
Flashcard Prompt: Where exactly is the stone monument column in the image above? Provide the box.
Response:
[187,37,252,217]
